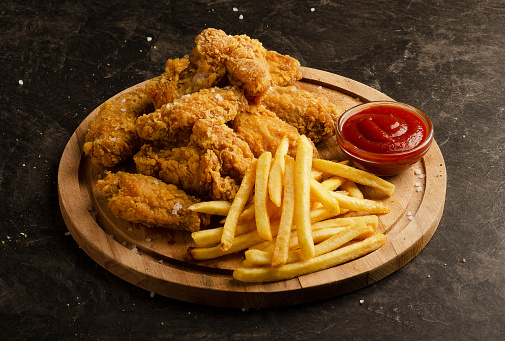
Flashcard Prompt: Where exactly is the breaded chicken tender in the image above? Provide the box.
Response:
[83,88,154,167]
[190,118,255,180]
[232,105,318,158]
[133,143,239,201]
[188,28,302,101]
[261,86,344,143]
[136,86,248,144]
[97,171,208,231]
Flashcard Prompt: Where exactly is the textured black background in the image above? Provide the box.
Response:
[1,1,504,339]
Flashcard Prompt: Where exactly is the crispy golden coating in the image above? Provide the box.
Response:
[136,86,248,144]
[232,105,318,158]
[261,86,344,143]
[265,51,302,88]
[190,118,255,180]
[188,28,302,100]
[97,171,208,231]
[133,143,239,201]
[83,88,154,168]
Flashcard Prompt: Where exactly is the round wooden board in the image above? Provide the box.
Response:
[58,67,446,308]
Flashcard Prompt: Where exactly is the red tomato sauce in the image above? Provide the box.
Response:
[340,105,428,154]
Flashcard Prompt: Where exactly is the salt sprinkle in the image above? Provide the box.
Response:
[233,7,238,11]
[146,238,152,242]
[120,108,126,112]
[18,80,24,85]
[65,231,71,236]
[121,98,126,103]
[172,202,183,214]
[215,94,223,101]
[131,247,138,254]
[122,242,127,246]
[147,37,152,42]
[407,211,412,216]
[311,8,315,12]
[359,299,364,304]
[110,137,116,141]
[239,14,243,19]
[414,169,422,175]
[210,88,215,93]
[408,216,414,220]
[414,182,421,186]
[317,86,322,89]
[418,174,425,179]
[150,291,155,297]
[159,259,164,264]
[416,186,422,192]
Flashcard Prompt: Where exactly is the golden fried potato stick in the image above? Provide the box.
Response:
[221,159,257,251]
[271,156,295,267]
[320,176,346,191]
[246,222,374,266]
[189,201,231,215]
[191,220,256,247]
[294,135,315,259]
[311,215,379,231]
[309,178,340,215]
[233,233,387,282]
[192,221,281,260]
[268,136,290,207]
[312,159,395,196]
[331,192,390,214]
[340,180,364,199]
[255,152,273,241]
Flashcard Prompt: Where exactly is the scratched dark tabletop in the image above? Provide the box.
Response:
[2,1,504,340]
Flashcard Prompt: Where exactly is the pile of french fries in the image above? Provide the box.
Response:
[188,135,394,282]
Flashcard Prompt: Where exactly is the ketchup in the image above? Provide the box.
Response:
[341,105,428,154]
[336,101,433,176]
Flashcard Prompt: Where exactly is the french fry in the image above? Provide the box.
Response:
[313,222,374,256]
[189,201,231,216]
[221,159,257,251]
[245,249,303,267]
[331,192,390,214]
[193,221,281,260]
[311,215,379,231]
[320,175,346,191]
[191,220,256,247]
[294,135,315,259]
[255,152,273,241]
[268,136,289,207]
[233,233,387,282]
[309,178,340,214]
[312,158,395,196]
[340,180,364,199]
[271,156,296,267]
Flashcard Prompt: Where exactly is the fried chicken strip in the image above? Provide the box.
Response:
[232,105,319,158]
[136,86,248,145]
[97,171,208,231]
[190,118,255,180]
[83,88,154,167]
[261,86,344,143]
[134,143,239,201]
[189,28,302,100]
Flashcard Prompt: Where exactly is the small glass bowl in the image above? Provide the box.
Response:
[335,101,434,176]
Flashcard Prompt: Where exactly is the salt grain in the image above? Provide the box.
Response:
[65,231,71,236]
[120,108,126,112]
[233,7,238,11]
[215,94,223,101]
[172,202,183,214]
[159,259,164,264]
[415,169,422,175]
[121,98,126,103]
[311,8,315,12]
[359,299,364,304]
[150,291,155,297]
[131,247,138,254]
[19,80,24,85]
[416,186,422,192]
[147,37,152,42]
[110,137,116,141]
[239,14,243,19]
[146,238,152,242]
[414,182,421,186]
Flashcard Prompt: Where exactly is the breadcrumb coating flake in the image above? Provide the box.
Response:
[133,143,239,201]
[83,88,154,167]
[261,86,344,143]
[97,171,207,231]
[136,86,248,144]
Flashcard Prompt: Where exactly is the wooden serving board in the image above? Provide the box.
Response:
[58,67,446,308]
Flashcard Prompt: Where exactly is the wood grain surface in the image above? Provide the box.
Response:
[58,67,447,308]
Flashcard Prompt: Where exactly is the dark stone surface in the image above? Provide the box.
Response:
[1,0,504,339]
